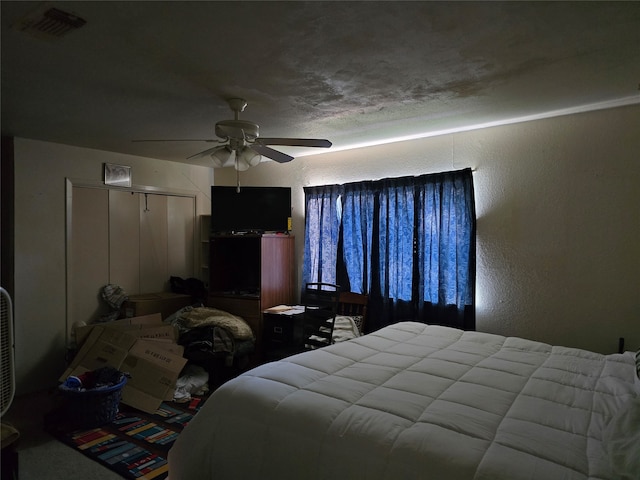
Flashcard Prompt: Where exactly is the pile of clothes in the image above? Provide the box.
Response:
[167,306,256,386]
[61,366,126,392]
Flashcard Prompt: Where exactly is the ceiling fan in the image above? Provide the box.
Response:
[134,98,332,171]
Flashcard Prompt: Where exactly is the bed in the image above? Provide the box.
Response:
[168,321,640,480]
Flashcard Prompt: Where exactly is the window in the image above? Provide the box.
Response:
[303,168,475,332]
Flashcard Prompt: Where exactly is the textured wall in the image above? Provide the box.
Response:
[216,105,640,354]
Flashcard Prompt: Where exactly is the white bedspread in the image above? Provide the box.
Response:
[169,322,639,480]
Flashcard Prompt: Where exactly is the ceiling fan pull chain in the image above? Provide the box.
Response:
[236,168,241,193]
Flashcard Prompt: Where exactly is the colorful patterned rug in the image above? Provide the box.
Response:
[45,397,206,480]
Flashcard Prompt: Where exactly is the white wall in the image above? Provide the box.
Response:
[13,139,212,395]
[216,104,640,355]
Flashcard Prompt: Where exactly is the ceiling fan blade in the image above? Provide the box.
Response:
[250,144,294,163]
[256,138,332,148]
[132,139,217,143]
[187,145,227,160]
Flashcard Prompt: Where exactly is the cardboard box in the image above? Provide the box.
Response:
[74,313,164,347]
[61,326,137,381]
[135,339,186,402]
[120,339,187,413]
[139,338,184,357]
[61,323,187,413]
[128,323,179,343]
[122,292,193,320]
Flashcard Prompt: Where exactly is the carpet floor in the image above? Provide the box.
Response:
[44,397,206,480]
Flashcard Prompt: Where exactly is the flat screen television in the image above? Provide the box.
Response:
[211,186,291,234]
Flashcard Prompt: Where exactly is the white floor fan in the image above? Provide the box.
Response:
[1,286,19,479]
[1,287,15,416]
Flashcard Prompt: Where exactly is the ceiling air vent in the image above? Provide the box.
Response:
[13,5,86,40]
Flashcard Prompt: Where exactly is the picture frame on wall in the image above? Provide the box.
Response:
[104,163,131,187]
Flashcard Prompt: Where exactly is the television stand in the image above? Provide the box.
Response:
[207,234,295,364]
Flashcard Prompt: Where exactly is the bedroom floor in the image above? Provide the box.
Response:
[2,388,122,479]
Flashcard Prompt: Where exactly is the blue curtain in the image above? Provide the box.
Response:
[302,184,342,285]
[413,170,476,330]
[378,177,416,301]
[340,182,375,294]
[303,168,475,331]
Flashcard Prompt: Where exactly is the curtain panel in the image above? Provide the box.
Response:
[302,184,342,286]
[303,168,475,331]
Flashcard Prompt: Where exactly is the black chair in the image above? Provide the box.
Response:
[301,283,340,350]
[337,291,369,335]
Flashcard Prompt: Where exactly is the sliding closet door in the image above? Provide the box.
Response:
[109,190,140,294]
[167,195,195,280]
[70,187,109,326]
[139,193,169,293]
[111,192,195,293]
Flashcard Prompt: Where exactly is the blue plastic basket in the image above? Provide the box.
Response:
[58,374,127,428]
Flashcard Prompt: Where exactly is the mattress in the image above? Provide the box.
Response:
[169,322,640,480]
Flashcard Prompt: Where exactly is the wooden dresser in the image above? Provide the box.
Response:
[206,233,295,362]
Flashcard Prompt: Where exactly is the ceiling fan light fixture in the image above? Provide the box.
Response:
[210,146,233,168]
[235,147,261,171]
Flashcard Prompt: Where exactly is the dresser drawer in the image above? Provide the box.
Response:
[262,312,303,360]
[208,295,260,317]
[263,315,294,344]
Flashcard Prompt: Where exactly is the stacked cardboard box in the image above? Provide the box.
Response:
[60,313,187,413]
[122,292,193,320]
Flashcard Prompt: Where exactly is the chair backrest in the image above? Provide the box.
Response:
[337,291,369,335]
[301,283,340,349]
